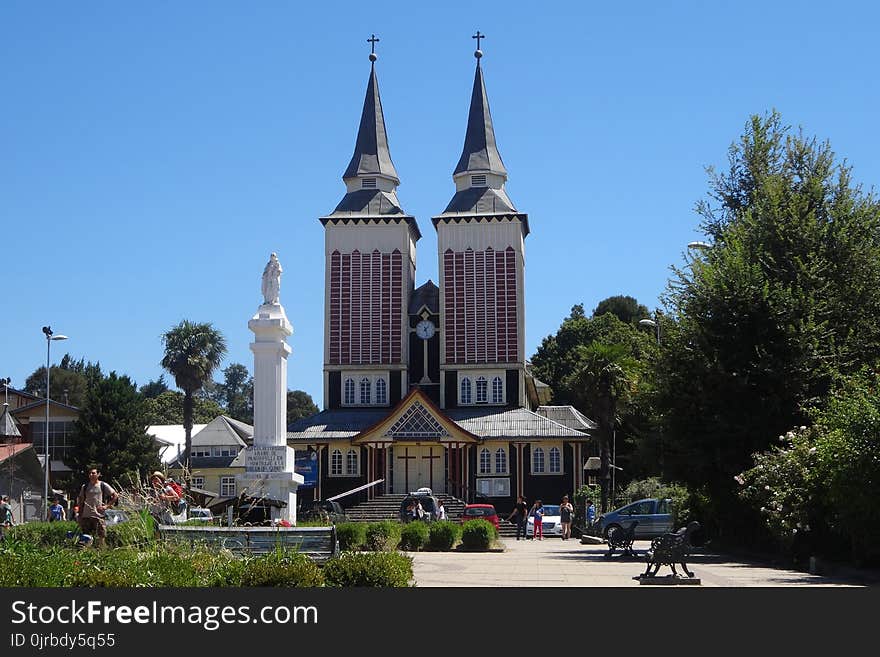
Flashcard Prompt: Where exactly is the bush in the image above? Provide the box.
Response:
[4,521,79,547]
[460,519,495,551]
[239,550,324,587]
[107,512,155,548]
[335,522,367,551]
[399,520,429,551]
[427,521,461,551]
[364,520,401,552]
[323,551,412,587]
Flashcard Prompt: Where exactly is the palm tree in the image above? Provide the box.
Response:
[568,342,639,514]
[160,320,227,482]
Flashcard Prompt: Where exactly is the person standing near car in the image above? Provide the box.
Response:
[586,499,596,529]
[530,499,544,540]
[435,499,447,521]
[559,495,574,540]
[506,495,529,540]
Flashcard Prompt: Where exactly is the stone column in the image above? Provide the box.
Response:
[237,254,304,523]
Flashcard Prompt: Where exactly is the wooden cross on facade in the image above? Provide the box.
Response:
[396,447,416,492]
[421,447,442,490]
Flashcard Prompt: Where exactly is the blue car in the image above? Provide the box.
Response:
[595,498,673,540]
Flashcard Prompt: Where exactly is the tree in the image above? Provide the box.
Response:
[139,375,170,399]
[592,295,650,326]
[65,372,159,487]
[142,390,224,425]
[160,320,227,480]
[287,390,319,426]
[212,363,254,424]
[565,342,640,512]
[657,111,880,528]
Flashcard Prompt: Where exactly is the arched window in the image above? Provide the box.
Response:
[491,376,504,404]
[495,448,507,474]
[343,378,355,405]
[476,376,488,403]
[346,449,359,475]
[532,447,545,473]
[360,377,371,405]
[375,378,387,405]
[549,447,561,473]
[479,448,491,474]
[330,449,343,476]
[460,377,472,405]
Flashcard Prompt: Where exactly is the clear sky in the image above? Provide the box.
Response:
[3,1,878,408]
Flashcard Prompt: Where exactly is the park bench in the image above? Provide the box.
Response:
[641,521,701,578]
[605,521,638,558]
[157,525,339,563]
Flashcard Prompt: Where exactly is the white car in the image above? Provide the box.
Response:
[527,504,563,538]
[188,507,214,523]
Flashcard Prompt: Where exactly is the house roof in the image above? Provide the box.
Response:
[11,398,80,416]
[0,442,33,464]
[535,406,598,432]
[166,416,252,469]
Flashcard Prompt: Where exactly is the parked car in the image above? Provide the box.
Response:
[300,500,347,524]
[104,509,129,526]
[460,504,499,531]
[188,507,214,523]
[527,504,562,538]
[594,498,674,540]
[399,492,440,522]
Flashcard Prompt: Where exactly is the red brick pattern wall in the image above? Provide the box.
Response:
[443,246,518,364]
[329,249,403,365]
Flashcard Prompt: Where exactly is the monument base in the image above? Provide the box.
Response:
[633,574,702,585]
[237,470,305,524]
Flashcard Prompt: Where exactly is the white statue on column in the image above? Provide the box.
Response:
[261,252,282,305]
[239,251,303,523]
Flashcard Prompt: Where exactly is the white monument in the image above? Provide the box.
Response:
[237,252,303,523]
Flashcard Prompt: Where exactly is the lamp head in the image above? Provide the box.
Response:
[42,326,53,338]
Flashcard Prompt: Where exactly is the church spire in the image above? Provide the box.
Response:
[452,32,507,179]
[342,35,400,185]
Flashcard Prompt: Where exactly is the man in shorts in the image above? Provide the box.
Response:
[76,467,118,548]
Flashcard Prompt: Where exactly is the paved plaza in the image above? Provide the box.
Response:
[409,537,873,587]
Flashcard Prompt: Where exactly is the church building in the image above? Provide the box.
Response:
[288,37,595,511]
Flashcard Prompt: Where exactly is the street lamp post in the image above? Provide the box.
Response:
[42,326,68,520]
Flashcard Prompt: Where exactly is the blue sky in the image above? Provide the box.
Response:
[3,1,878,408]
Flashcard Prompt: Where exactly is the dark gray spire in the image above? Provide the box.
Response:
[453,57,507,178]
[342,60,400,184]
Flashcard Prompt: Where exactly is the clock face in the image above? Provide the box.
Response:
[415,319,436,340]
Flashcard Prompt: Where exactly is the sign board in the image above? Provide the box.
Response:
[245,446,289,473]
[22,490,32,500]
[294,450,318,488]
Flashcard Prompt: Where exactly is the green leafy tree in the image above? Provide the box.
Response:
[142,390,224,425]
[139,375,170,399]
[160,320,227,480]
[565,342,640,512]
[658,111,880,528]
[592,295,650,326]
[65,372,159,487]
[212,363,254,424]
[287,390,319,426]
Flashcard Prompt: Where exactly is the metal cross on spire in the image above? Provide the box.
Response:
[472,30,485,51]
[368,34,380,62]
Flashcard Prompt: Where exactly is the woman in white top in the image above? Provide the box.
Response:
[435,499,447,521]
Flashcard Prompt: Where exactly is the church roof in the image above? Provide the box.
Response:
[342,62,400,184]
[330,189,406,216]
[442,186,517,215]
[453,60,507,178]
[409,280,439,315]
[286,404,589,442]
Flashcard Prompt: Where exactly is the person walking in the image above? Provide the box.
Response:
[506,495,529,540]
[75,466,118,549]
[586,499,597,530]
[560,495,574,540]
[435,499,447,521]
[530,499,544,540]
[48,498,65,522]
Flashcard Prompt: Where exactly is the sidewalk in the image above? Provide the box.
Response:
[408,537,871,587]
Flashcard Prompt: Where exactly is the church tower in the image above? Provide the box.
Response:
[433,35,530,410]
[320,40,420,411]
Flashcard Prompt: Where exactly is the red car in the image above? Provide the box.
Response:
[460,504,500,531]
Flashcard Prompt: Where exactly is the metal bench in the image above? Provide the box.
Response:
[605,521,639,558]
[641,521,700,578]
[157,525,339,563]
